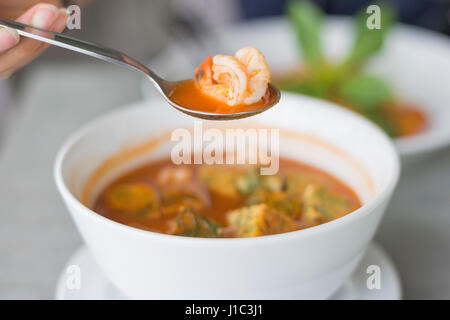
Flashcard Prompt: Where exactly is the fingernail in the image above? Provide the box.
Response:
[0,28,20,52]
[31,4,59,29]
[59,7,68,21]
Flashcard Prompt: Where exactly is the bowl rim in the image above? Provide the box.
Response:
[54,94,400,246]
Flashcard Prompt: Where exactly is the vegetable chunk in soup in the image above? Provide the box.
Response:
[93,157,361,238]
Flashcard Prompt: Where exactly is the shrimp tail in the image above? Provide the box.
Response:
[194,56,214,86]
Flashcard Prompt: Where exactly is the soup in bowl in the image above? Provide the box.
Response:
[92,157,362,238]
[54,93,399,299]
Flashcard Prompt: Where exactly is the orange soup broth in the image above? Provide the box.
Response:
[168,80,275,114]
[93,157,362,235]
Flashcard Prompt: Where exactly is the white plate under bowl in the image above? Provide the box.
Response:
[55,242,401,300]
[142,16,450,159]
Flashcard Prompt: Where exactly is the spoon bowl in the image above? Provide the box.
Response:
[0,18,280,120]
[162,81,280,120]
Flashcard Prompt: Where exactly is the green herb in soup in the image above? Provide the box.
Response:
[169,209,221,238]
[92,157,361,238]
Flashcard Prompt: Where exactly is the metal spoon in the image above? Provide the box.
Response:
[0,18,280,120]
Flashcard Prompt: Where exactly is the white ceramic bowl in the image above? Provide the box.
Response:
[142,17,450,159]
[54,93,400,299]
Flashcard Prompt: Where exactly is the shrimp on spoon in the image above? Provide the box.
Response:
[0,18,280,120]
[170,46,276,117]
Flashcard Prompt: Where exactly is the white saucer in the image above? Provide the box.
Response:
[55,242,401,300]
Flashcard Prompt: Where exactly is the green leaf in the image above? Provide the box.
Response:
[364,110,396,137]
[287,0,324,68]
[345,2,396,65]
[275,63,344,98]
[171,209,221,238]
[276,78,329,98]
[338,74,393,111]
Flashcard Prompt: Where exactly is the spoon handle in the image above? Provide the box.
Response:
[0,18,163,83]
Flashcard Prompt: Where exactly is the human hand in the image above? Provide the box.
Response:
[0,2,67,78]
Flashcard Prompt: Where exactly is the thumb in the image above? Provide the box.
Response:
[0,28,20,52]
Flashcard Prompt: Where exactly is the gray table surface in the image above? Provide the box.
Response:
[0,62,142,299]
[0,62,449,299]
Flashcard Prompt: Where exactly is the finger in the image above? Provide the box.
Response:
[0,9,67,77]
[0,3,60,77]
[0,3,60,54]
[54,8,69,33]
[16,3,58,25]
[0,28,20,52]
[25,9,68,58]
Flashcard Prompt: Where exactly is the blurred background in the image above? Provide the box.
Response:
[0,0,449,299]
[1,0,450,147]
